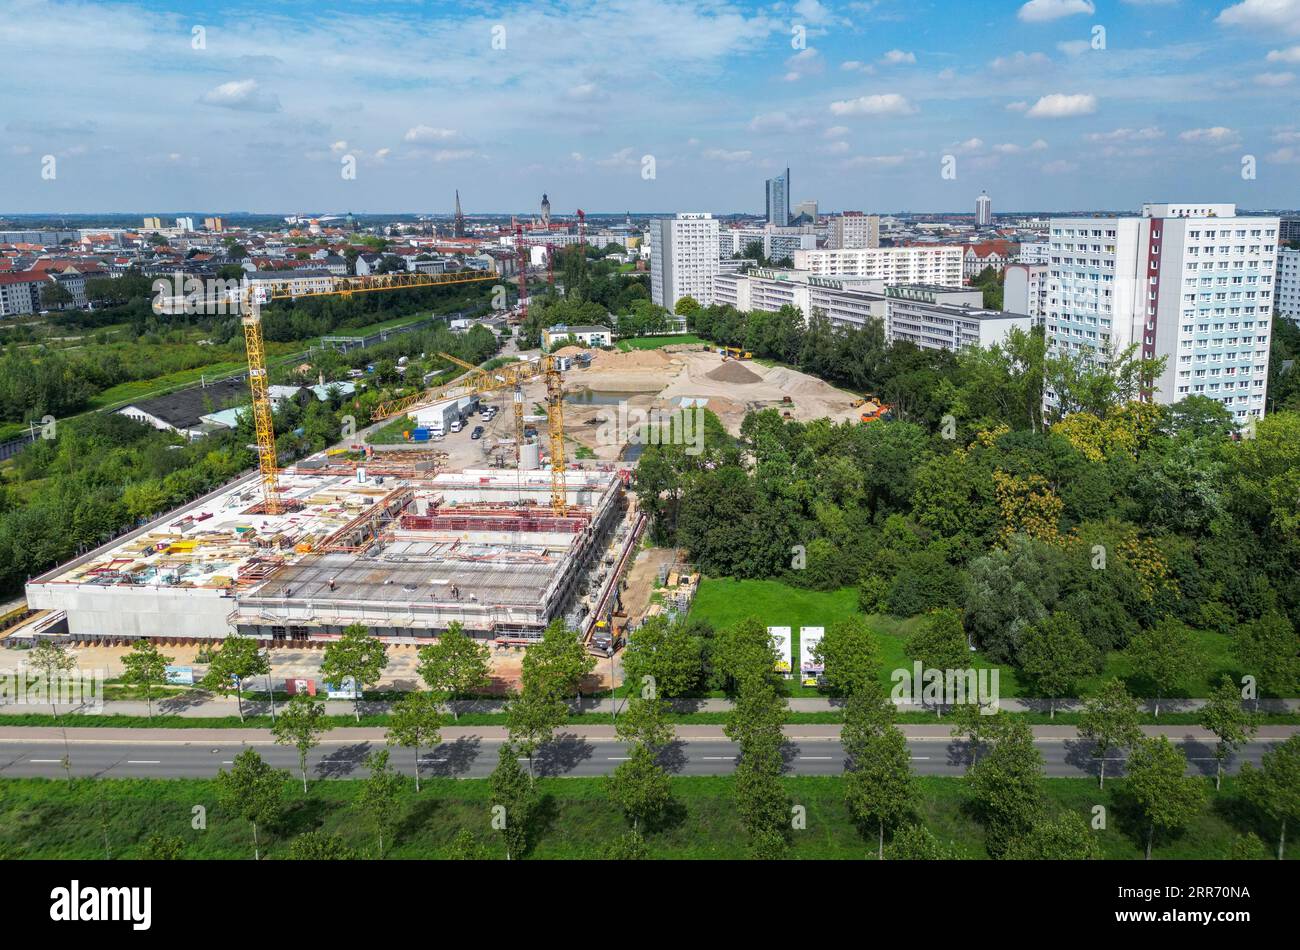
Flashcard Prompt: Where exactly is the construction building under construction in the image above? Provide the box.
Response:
[24,460,633,644]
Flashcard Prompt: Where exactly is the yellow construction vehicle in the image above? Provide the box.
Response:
[721,346,753,361]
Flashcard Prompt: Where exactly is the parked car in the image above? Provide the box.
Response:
[450,420,463,433]
[471,426,484,440]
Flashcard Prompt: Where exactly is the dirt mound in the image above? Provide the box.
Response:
[706,360,762,384]
[596,349,674,372]
[552,345,588,357]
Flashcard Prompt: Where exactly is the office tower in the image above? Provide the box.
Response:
[975,191,992,228]
[765,168,790,227]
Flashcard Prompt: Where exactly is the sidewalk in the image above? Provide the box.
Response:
[2,693,1297,719]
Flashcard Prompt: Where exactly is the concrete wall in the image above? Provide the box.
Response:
[25,582,237,639]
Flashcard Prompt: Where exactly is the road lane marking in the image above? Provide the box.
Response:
[30,759,60,763]
[798,756,832,760]
[606,756,630,761]
[910,756,931,760]
[127,760,160,764]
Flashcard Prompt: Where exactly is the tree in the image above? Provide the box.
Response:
[885,824,954,860]
[272,692,333,792]
[1234,611,1300,710]
[842,695,917,859]
[215,748,288,860]
[606,744,673,833]
[139,833,185,860]
[604,829,649,860]
[505,684,567,781]
[319,623,389,722]
[967,717,1044,858]
[1077,678,1142,788]
[359,749,404,859]
[1125,617,1201,717]
[415,621,492,720]
[1002,812,1099,860]
[201,634,271,722]
[733,762,791,858]
[1125,735,1206,860]
[1198,676,1259,790]
[1017,612,1097,718]
[948,702,1004,771]
[521,618,596,706]
[1239,733,1300,860]
[27,640,75,717]
[288,830,357,860]
[120,639,174,721]
[489,744,534,860]
[1227,831,1268,860]
[812,615,880,697]
[619,615,704,698]
[447,829,487,860]
[387,690,443,792]
[905,609,969,716]
[614,695,675,753]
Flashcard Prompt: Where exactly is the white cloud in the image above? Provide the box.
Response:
[567,82,600,100]
[1086,126,1164,142]
[329,140,348,153]
[821,140,850,155]
[1026,93,1097,117]
[1042,159,1080,173]
[785,47,823,80]
[955,137,984,152]
[199,79,281,113]
[1217,0,1300,35]
[829,93,917,116]
[937,67,957,80]
[1179,126,1239,143]
[702,147,752,162]
[404,125,459,143]
[1018,0,1095,23]
[841,153,909,168]
[1267,146,1300,162]
[1267,45,1300,62]
[429,149,477,162]
[990,51,1052,73]
[596,147,637,167]
[1255,71,1296,85]
[1006,101,1030,112]
[840,60,875,73]
[880,49,916,64]
[748,111,816,133]
[824,125,850,138]
[1057,39,1091,56]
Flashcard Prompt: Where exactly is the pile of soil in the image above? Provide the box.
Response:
[706,360,763,384]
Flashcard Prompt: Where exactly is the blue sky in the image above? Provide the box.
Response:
[2,0,1299,214]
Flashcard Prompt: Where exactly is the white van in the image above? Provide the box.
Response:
[450,419,463,433]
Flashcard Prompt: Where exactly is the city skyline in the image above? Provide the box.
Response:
[4,0,1300,214]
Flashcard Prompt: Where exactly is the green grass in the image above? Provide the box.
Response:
[615,334,704,351]
[366,415,420,445]
[690,578,1288,700]
[0,774,1283,860]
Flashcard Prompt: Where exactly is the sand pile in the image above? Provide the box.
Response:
[596,349,674,372]
[552,345,588,357]
[706,360,762,384]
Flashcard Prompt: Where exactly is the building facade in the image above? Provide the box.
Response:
[649,212,720,309]
[976,191,992,228]
[1003,262,1049,327]
[0,273,48,316]
[765,168,790,227]
[1046,203,1278,422]
[886,284,1028,350]
[793,245,963,287]
[1276,247,1300,323]
[828,212,881,250]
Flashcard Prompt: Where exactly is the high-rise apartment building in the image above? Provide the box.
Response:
[828,212,880,249]
[175,217,195,231]
[649,212,721,309]
[792,200,818,224]
[975,191,992,228]
[1045,202,1278,422]
[1276,247,1300,322]
[765,168,790,227]
[1003,263,1049,327]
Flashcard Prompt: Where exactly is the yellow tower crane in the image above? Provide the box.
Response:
[234,269,499,514]
[372,352,569,515]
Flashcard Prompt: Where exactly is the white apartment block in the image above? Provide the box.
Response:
[1046,203,1278,422]
[712,269,1023,351]
[886,285,1029,351]
[1018,242,1050,265]
[793,245,963,287]
[1004,263,1049,327]
[649,212,720,309]
[0,273,48,317]
[719,226,817,262]
[1276,247,1300,322]
[828,212,880,250]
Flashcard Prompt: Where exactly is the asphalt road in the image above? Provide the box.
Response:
[0,726,1290,781]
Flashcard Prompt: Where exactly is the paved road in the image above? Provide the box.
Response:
[0,725,1292,780]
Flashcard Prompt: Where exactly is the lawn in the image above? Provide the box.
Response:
[0,774,1279,860]
[616,334,705,351]
[690,578,1270,700]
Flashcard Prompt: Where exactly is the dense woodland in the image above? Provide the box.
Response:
[634,308,1300,699]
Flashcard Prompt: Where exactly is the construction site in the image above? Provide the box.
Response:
[24,459,638,645]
